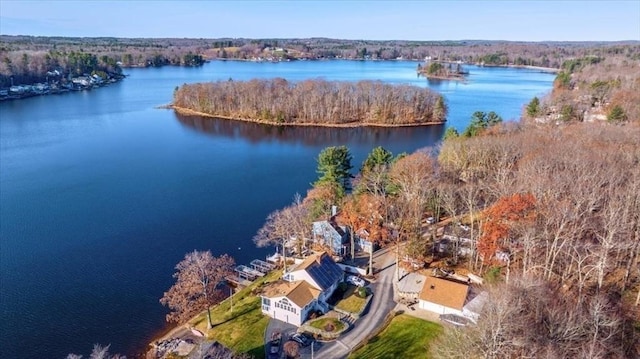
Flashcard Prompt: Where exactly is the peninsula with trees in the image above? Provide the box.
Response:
[172,78,448,127]
[146,49,639,359]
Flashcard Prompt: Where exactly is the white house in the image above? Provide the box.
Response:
[260,280,320,326]
[261,252,344,325]
[418,276,470,316]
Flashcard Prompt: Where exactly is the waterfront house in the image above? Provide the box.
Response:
[261,251,344,325]
[260,280,321,326]
[312,219,348,256]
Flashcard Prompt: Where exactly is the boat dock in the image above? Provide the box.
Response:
[226,256,280,288]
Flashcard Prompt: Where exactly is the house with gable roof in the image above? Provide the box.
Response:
[260,280,321,326]
[312,219,348,256]
[417,275,487,324]
[418,276,470,316]
[261,251,344,325]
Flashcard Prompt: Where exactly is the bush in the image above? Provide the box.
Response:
[607,105,627,123]
[338,282,348,292]
[357,287,367,298]
[283,340,299,359]
[484,266,502,284]
[324,322,336,332]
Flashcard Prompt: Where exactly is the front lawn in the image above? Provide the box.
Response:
[334,286,368,314]
[308,317,346,332]
[189,270,282,359]
[348,314,442,359]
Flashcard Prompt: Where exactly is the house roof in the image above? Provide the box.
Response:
[262,280,321,308]
[312,220,346,241]
[293,251,343,291]
[419,276,469,311]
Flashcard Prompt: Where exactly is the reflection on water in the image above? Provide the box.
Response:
[0,60,552,359]
[175,113,446,148]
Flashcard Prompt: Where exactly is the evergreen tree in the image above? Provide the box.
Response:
[443,127,459,140]
[315,146,353,195]
[433,95,448,122]
[526,96,541,117]
[462,111,503,137]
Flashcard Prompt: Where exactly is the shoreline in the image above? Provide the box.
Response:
[170,106,446,128]
[417,72,467,81]
[0,76,125,102]
[475,63,560,73]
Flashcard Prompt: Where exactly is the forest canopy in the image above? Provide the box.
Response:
[173,78,448,126]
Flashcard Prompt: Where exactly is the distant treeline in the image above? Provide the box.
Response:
[199,38,639,68]
[0,50,124,87]
[0,36,206,87]
[3,35,638,88]
[173,79,447,126]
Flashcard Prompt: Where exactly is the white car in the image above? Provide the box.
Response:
[346,275,366,287]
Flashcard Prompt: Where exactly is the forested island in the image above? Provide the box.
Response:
[172,79,448,127]
[417,59,468,80]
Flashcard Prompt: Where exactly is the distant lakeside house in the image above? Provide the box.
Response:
[260,252,343,326]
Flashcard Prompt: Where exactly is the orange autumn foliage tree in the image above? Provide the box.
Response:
[478,193,537,265]
[338,193,389,275]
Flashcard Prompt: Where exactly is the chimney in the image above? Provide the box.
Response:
[331,205,337,217]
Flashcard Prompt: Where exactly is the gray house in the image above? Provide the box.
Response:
[312,219,348,256]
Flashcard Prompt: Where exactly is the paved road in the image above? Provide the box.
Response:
[309,248,397,359]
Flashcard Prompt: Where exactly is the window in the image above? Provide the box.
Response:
[262,297,271,312]
[277,299,297,314]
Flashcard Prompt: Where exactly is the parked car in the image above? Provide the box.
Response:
[268,331,281,358]
[291,333,312,347]
[346,275,366,287]
[426,217,436,224]
[458,223,470,231]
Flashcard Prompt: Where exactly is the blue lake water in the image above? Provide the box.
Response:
[0,60,554,358]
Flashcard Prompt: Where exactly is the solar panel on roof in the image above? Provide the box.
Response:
[304,255,342,290]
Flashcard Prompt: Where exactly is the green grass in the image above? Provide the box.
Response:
[308,317,346,332]
[348,314,442,359]
[335,286,368,313]
[189,270,282,359]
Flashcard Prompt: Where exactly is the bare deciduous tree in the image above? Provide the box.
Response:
[160,251,235,328]
[432,278,637,359]
[254,196,310,271]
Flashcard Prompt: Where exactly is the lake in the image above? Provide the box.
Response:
[0,60,554,358]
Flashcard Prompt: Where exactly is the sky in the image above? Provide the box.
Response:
[1,0,639,41]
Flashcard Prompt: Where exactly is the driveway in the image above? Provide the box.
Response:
[265,318,297,359]
[308,248,397,359]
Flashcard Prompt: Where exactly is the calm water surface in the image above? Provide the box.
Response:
[0,60,553,358]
